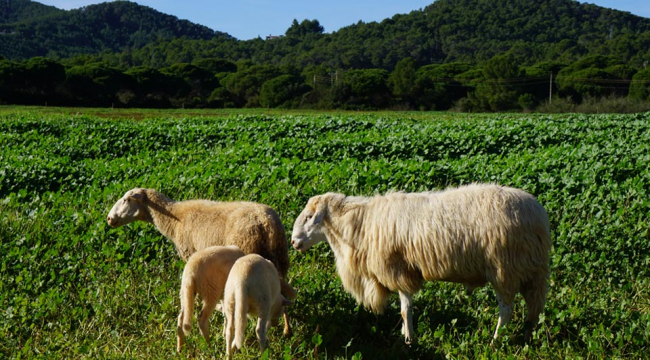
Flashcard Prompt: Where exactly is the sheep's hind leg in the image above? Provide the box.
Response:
[521,273,548,343]
[224,313,235,360]
[492,291,514,342]
[198,299,218,344]
[398,291,415,344]
[176,309,185,352]
[256,315,268,353]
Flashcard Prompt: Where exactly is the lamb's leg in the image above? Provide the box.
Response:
[398,291,414,344]
[282,306,291,337]
[224,314,234,360]
[256,316,268,353]
[176,309,185,352]
[198,299,218,344]
[492,291,514,341]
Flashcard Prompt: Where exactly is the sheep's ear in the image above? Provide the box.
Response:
[311,200,326,225]
[129,192,144,202]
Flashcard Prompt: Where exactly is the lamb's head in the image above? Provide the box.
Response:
[106,188,151,227]
[291,194,341,252]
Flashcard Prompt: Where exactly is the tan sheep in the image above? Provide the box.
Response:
[291,183,551,344]
[106,188,293,335]
[223,254,292,359]
[176,245,245,352]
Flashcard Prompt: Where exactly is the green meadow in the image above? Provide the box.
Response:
[1,109,648,359]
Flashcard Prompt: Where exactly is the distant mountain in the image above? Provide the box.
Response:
[0,0,231,59]
[423,0,650,62]
[301,0,650,67]
[87,0,650,71]
[1,0,649,70]
[0,0,62,24]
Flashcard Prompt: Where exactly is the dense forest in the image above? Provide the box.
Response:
[1,0,650,111]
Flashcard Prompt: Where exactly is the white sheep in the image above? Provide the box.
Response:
[176,245,245,352]
[106,188,294,335]
[291,183,551,344]
[223,254,292,359]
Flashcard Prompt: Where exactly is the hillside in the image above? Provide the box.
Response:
[82,0,650,71]
[425,0,650,63]
[1,0,649,66]
[0,0,230,59]
[0,0,62,24]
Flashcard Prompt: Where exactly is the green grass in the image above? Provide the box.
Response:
[1,109,649,359]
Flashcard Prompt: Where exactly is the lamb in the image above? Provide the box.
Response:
[106,188,293,335]
[291,183,551,344]
[223,254,293,359]
[176,245,245,352]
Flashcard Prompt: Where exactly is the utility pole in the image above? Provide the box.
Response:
[549,73,553,105]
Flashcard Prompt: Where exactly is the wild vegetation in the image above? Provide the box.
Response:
[1,0,650,111]
[1,109,648,358]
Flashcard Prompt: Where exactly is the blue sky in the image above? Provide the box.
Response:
[37,0,650,40]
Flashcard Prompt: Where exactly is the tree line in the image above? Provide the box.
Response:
[1,53,649,111]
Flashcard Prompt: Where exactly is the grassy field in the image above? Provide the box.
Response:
[1,108,649,359]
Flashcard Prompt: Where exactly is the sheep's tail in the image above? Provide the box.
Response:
[232,286,248,351]
[180,274,195,336]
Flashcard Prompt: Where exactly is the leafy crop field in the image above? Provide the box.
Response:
[1,109,649,359]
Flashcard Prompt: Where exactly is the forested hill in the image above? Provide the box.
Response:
[1,0,649,67]
[83,0,650,71]
[0,0,231,59]
[424,0,650,63]
[0,0,62,23]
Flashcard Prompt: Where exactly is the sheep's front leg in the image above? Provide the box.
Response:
[398,291,414,344]
[492,292,514,342]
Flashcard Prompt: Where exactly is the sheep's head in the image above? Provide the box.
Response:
[271,294,293,327]
[106,188,151,227]
[291,195,330,253]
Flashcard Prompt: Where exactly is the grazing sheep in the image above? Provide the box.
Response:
[223,254,293,359]
[106,188,293,335]
[176,245,245,352]
[291,184,551,344]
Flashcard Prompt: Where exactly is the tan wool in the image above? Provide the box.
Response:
[222,254,293,359]
[107,188,293,334]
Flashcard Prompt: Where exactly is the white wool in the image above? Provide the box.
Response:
[292,183,551,344]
